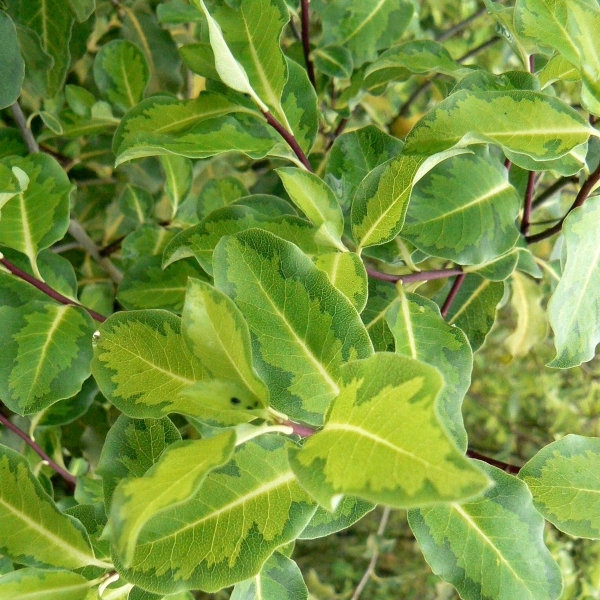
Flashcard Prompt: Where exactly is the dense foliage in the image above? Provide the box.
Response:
[1,0,600,598]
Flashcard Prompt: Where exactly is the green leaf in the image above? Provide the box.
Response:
[112,93,266,165]
[313,0,414,67]
[277,58,318,156]
[182,277,268,405]
[409,463,563,600]
[466,248,520,281]
[312,46,353,79]
[179,43,220,81]
[10,0,74,97]
[0,568,91,600]
[386,289,472,451]
[515,0,600,109]
[326,125,403,212]
[351,149,468,251]
[97,415,181,511]
[538,54,580,89]
[195,177,248,221]
[160,155,193,219]
[213,229,373,425]
[441,274,505,351]
[189,0,270,114]
[67,0,95,22]
[110,431,236,566]
[113,436,316,594]
[298,496,374,539]
[0,12,25,110]
[403,90,597,165]
[519,434,600,539]
[0,444,107,569]
[289,353,489,510]
[37,377,97,427]
[0,154,72,278]
[276,168,345,250]
[94,40,149,113]
[162,205,326,275]
[0,164,22,213]
[547,197,600,367]
[505,272,548,357]
[117,255,208,313]
[205,0,291,125]
[313,251,368,312]
[363,40,469,94]
[0,301,94,415]
[118,185,154,224]
[230,552,308,600]
[0,128,27,159]
[361,279,398,351]
[402,152,521,265]
[91,310,206,418]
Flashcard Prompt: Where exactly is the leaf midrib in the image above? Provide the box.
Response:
[139,471,296,543]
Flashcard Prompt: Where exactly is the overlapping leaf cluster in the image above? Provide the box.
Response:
[1,0,600,598]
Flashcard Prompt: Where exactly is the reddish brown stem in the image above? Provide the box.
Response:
[263,110,312,171]
[284,420,317,437]
[526,161,600,244]
[467,449,521,474]
[366,266,463,284]
[0,257,106,323]
[520,170,536,235]
[300,0,316,89]
[441,273,466,318]
[0,411,77,490]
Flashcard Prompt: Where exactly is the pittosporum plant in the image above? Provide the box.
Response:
[1,0,600,598]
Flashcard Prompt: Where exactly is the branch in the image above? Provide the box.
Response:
[300,0,316,89]
[351,507,391,600]
[520,170,536,235]
[68,220,123,284]
[366,266,463,284]
[10,102,40,153]
[467,449,521,474]
[526,161,600,244]
[0,411,77,490]
[0,257,107,323]
[531,176,576,210]
[263,110,312,171]
[440,273,466,318]
[436,4,489,43]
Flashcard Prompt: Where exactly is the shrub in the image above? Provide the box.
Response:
[1,0,600,598]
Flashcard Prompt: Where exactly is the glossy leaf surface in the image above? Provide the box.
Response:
[386,290,472,451]
[213,229,373,425]
[0,445,105,569]
[0,302,94,415]
[290,353,489,510]
[91,310,206,417]
[547,197,600,367]
[113,436,316,594]
[409,463,563,600]
[519,434,600,538]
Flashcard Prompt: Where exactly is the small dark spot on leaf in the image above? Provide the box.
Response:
[253,400,259,408]
[230,397,241,405]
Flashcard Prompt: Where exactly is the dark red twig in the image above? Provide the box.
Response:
[300,0,316,89]
[366,266,463,284]
[0,257,106,323]
[440,273,466,318]
[0,412,77,489]
[526,161,600,244]
[283,420,317,437]
[263,110,312,171]
[520,170,536,235]
[467,449,521,474]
